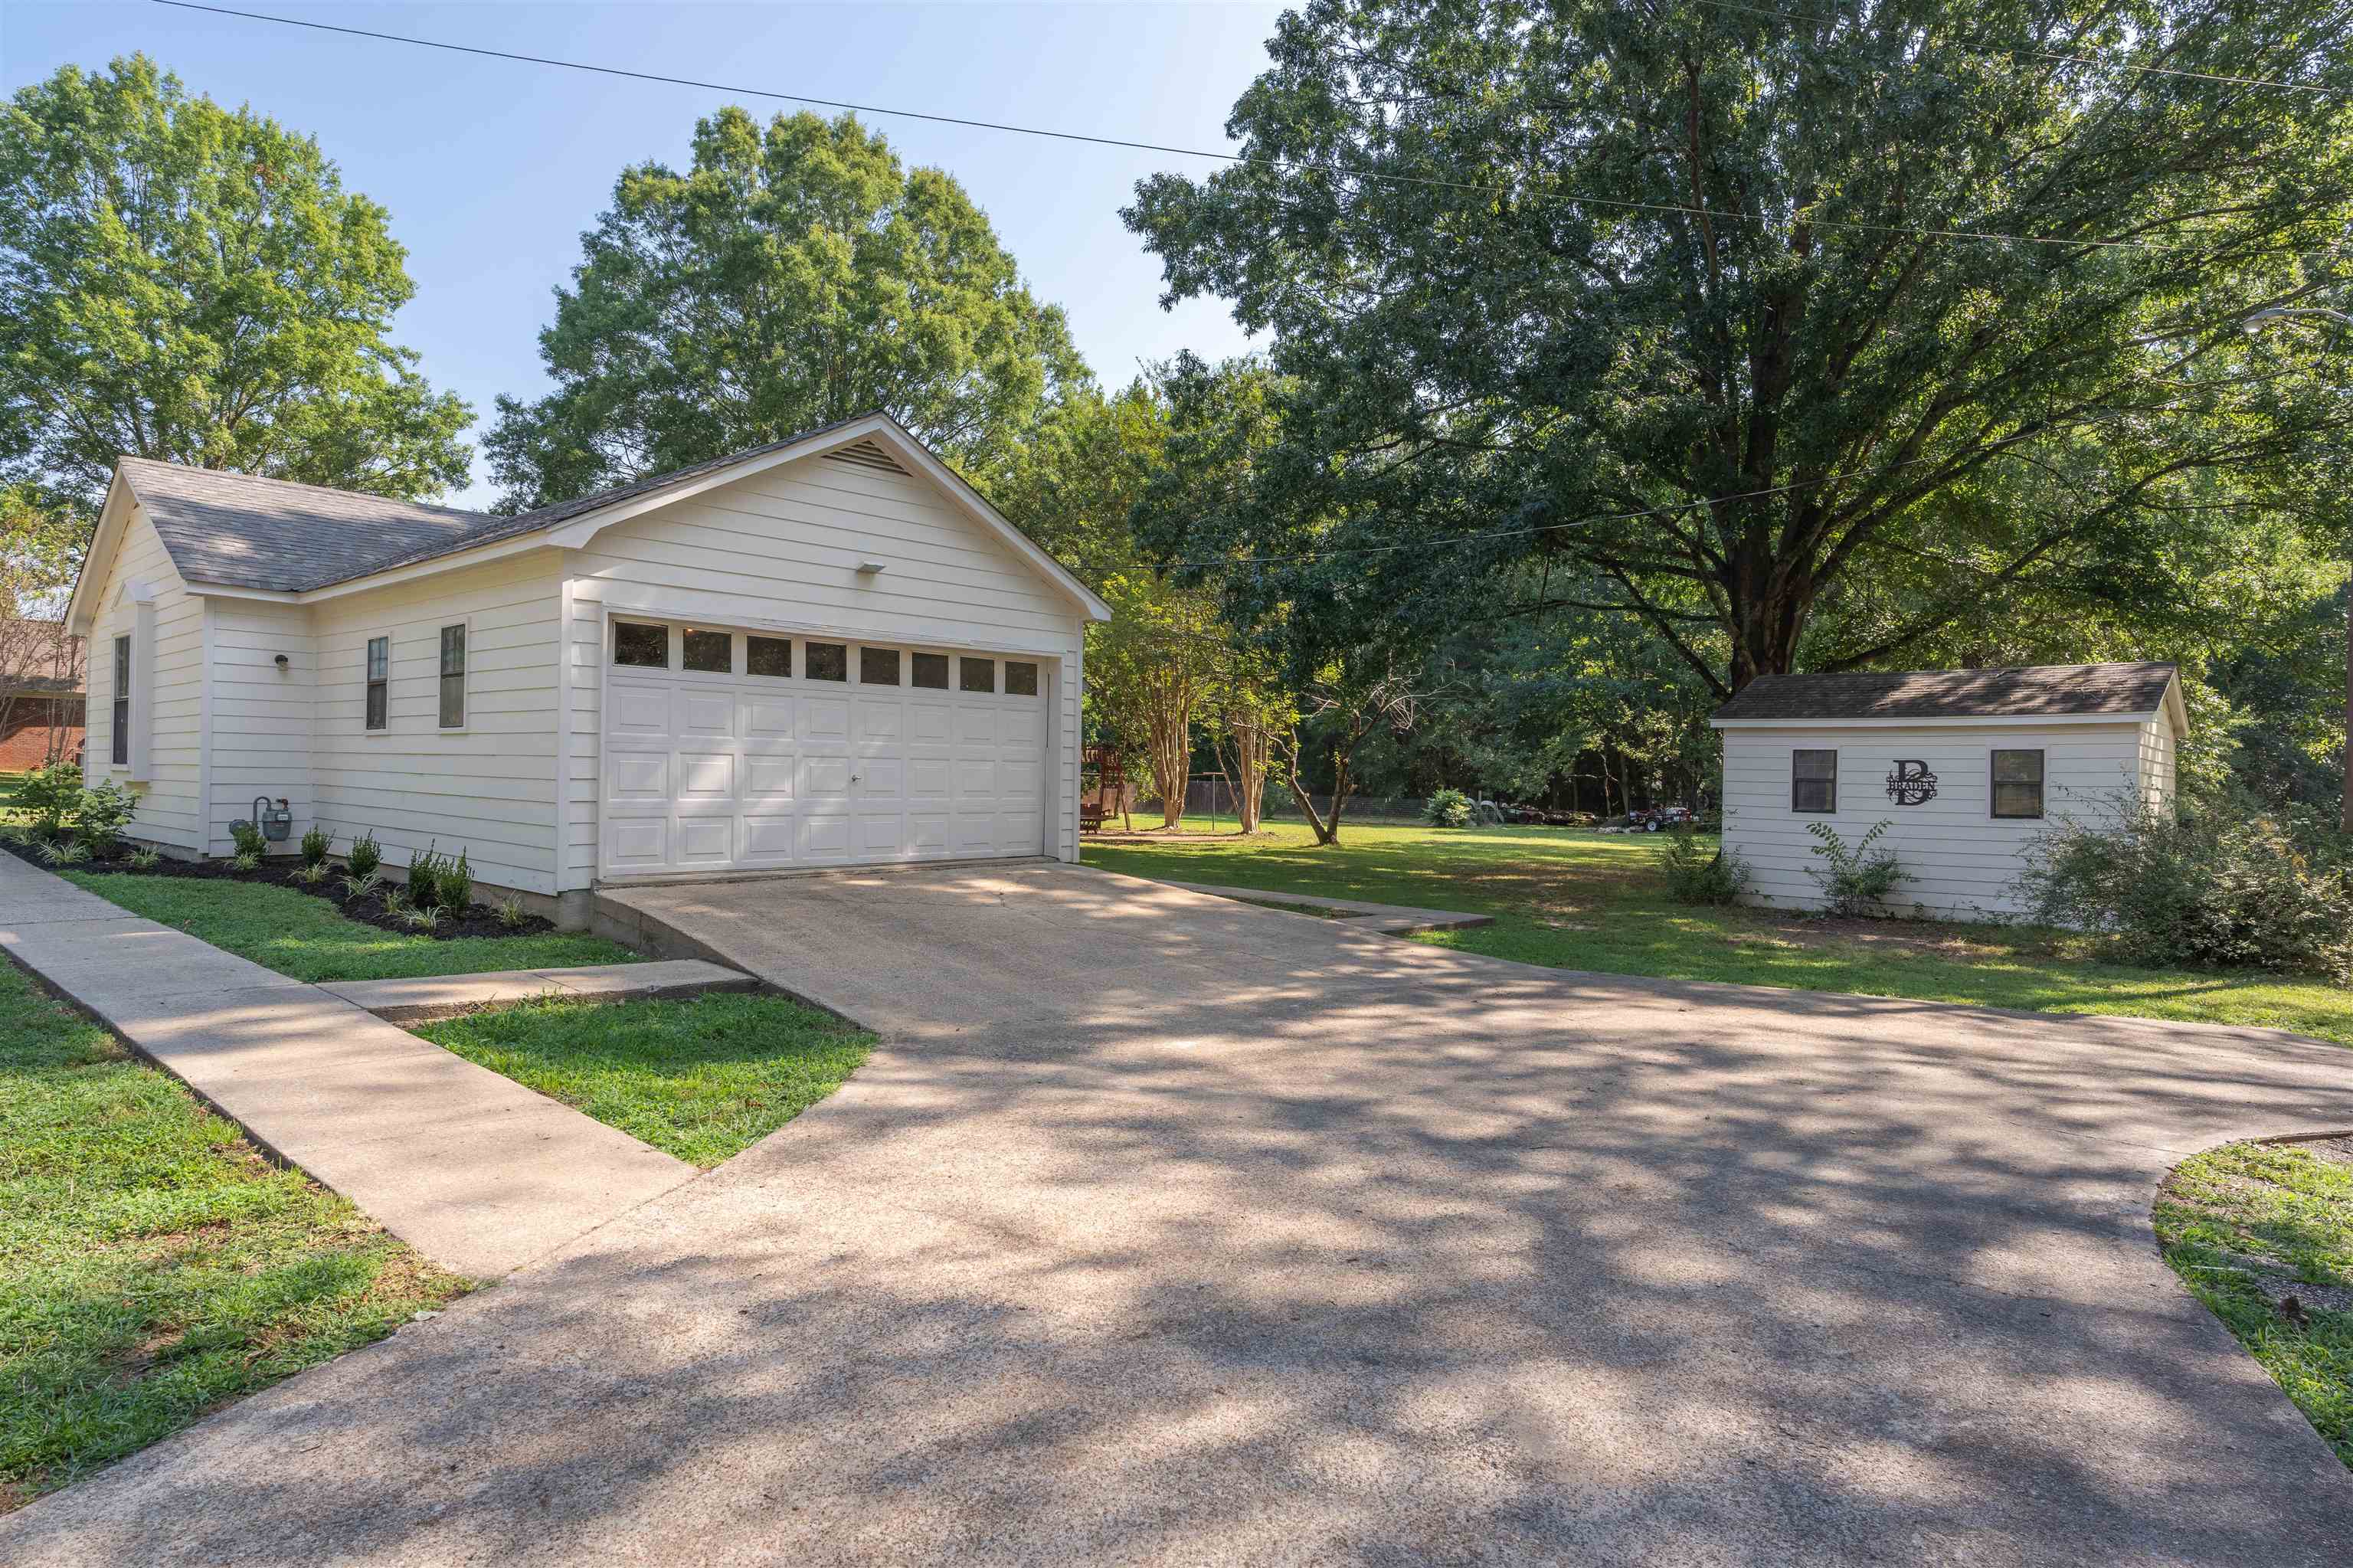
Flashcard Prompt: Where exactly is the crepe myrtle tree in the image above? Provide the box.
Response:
[1123,0,2353,696]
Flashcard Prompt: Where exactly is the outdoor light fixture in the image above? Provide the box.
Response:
[855,561,887,575]
[273,653,290,669]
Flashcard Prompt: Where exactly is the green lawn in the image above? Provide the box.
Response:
[414,993,875,1167]
[1084,822,2353,1047]
[58,872,635,983]
[2156,1141,2353,1469]
[0,958,466,1509]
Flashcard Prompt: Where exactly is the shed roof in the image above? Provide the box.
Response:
[1712,663,2178,723]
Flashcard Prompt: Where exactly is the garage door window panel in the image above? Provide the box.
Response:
[614,621,669,669]
[960,657,994,693]
[911,652,949,689]
[1004,660,1039,697]
[860,647,901,686]
[682,628,732,674]
[807,642,848,682]
[747,635,791,678]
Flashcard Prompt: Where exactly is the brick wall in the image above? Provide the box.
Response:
[0,696,86,771]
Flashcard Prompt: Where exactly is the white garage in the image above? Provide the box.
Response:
[67,412,1110,923]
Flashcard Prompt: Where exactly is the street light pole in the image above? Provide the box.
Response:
[2243,306,2353,834]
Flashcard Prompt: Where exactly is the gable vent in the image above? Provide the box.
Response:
[824,440,909,476]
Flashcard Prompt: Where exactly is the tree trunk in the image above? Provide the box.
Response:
[1277,728,1339,846]
[1226,711,1268,833]
[1146,700,1191,830]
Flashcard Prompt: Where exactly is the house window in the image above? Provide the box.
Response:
[911,652,949,689]
[805,641,847,682]
[437,624,466,728]
[860,646,900,685]
[613,620,668,669]
[746,635,791,677]
[960,656,994,694]
[365,636,388,730]
[110,634,130,766]
[682,627,731,673]
[1004,660,1039,697]
[1792,748,1837,813]
[1991,749,2046,819]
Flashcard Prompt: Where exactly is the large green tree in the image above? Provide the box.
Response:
[1124,1,2353,695]
[0,56,472,524]
[489,108,1087,507]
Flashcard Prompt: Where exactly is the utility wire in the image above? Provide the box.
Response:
[157,0,2216,252]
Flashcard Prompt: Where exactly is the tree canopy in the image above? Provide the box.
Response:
[0,55,472,526]
[1124,1,2353,695]
[489,107,1088,507]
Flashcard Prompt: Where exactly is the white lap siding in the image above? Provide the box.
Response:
[305,553,566,895]
[559,450,1088,889]
[1720,722,2150,918]
[87,512,204,852]
[205,597,313,856]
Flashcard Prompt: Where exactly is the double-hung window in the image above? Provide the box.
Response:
[437,624,466,729]
[110,635,130,766]
[1991,750,2046,818]
[1792,749,1837,813]
[365,637,389,731]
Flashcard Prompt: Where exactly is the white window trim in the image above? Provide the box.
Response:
[362,630,393,735]
[435,617,473,733]
[112,581,157,781]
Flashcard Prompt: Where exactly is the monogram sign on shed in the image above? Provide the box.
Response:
[1884,760,1938,805]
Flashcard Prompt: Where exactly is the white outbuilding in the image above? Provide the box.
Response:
[64,412,1111,923]
[1710,662,2187,919]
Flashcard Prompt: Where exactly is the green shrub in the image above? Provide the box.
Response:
[1425,788,1473,829]
[437,848,473,914]
[77,779,136,853]
[1805,820,1908,918]
[38,837,90,865]
[346,829,381,880]
[227,818,268,859]
[2014,800,2353,983]
[299,824,332,867]
[1657,828,1749,905]
[128,846,161,870]
[17,761,82,835]
[406,843,448,910]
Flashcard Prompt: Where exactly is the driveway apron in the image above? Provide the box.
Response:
[5,863,2350,1566]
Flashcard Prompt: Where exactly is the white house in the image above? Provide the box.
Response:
[1710,663,2187,918]
[64,412,1111,924]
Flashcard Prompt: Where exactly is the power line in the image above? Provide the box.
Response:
[155,0,2204,252]
[1687,0,2351,100]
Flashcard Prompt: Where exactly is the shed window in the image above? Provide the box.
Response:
[437,625,466,728]
[746,636,791,678]
[1991,750,2046,819]
[110,635,130,765]
[365,636,388,731]
[911,652,949,689]
[1792,749,1837,813]
[613,620,668,669]
[806,641,847,682]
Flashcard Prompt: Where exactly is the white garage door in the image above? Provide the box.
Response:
[601,620,1048,877]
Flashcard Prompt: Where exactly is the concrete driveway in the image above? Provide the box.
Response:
[8,864,2351,1565]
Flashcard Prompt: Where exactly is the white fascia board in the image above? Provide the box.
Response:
[1711,711,2161,732]
[182,584,300,606]
[543,414,1114,622]
[64,476,136,637]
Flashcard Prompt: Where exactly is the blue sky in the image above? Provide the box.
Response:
[2,2,1283,502]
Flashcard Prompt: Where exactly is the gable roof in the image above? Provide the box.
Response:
[1713,663,2180,724]
[74,413,1108,625]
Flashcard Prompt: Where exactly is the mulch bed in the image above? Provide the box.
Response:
[0,836,560,941]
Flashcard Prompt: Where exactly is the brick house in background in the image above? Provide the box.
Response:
[0,619,86,769]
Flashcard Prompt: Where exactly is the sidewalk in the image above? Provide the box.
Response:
[0,853,695,1278]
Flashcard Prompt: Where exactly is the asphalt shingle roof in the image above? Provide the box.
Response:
[1713,662,2178,722]
[115,413,883,594]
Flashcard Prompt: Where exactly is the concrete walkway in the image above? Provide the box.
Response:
[0,853,693,1278]
[320,957,756,1023]
[11,863,2347,1564]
